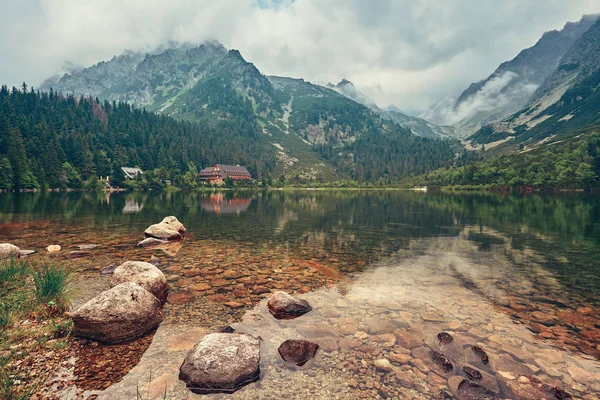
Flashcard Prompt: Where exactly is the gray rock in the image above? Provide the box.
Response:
[71,282,162,343]
[0,243,20,259]
[100,265,117,275]
[179,333,260,393]
[144,216,186,240]
[77,244,98,250]
[267,291,312,319]
[18,250,36,257]
[110,261,168,302]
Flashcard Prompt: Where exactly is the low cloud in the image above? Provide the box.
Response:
[0,0,598,112]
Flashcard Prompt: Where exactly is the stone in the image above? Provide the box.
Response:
[111,261,168,302]
[430,350,453,373]
[71,282,163,343]
[137,237,169,247]
[437,332,454,345]
[339,337,362,352]
[224,301,245,309]
[504,376,558,400]
[179,333,260,393]
[365,318,395,334]
[389,353,412,364]
[0,243,21,259]
[395,330,422,348]
[168,290,196,304]
[46,244,61,253]
[18,249,35,257]
[267,291,312,319]
[370,333,396,347]
[462,366,482,381]
[449,376,499,400]
[100,265,117,275]
[373,359,393,372]
[470,344,489,364]
[68,251,91,258]
[434,390,453,400]
[76,244,98,250]
[278,340,319,366]
[145,216,187,240]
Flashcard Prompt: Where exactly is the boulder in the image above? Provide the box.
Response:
[111,261,168,302]
[278,340,319,366]
[144,216,186,240]
[0,243,20,259]
[18,250,36,257]
[71,282,163,343]
[267,291,312,319]
[179,333,260,393]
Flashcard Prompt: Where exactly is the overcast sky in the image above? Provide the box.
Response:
[1,0,598,113]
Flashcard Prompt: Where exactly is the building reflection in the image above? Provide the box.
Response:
[200,193,252,214]
[122,199,144,214]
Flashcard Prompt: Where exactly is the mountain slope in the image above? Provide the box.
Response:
[39,42,466,182]
[423,14,599,138]
[328,79,455,139]
[469,17,600,151]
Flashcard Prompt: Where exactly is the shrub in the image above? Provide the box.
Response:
[32,264,71,306]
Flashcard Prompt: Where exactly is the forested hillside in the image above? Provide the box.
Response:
[0,85,274,190]
[421,132,600,188]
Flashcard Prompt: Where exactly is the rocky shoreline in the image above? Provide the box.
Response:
[1,219,600,399]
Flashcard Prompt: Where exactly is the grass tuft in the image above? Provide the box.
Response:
[0,258,29,294]
[32,264,72,307]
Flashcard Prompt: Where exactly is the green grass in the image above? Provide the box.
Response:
[0,258,30,293]
[32,264,72,306]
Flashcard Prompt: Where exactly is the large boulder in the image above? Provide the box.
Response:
[111,261,168,302]
[0,243,20,259]
[71,282,163,343]
[267,291,312,319]
[144,216,187,240]
[179,333,260,394]
[278,340,319,366]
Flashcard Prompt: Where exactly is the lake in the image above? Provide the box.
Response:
[1,190,599,399]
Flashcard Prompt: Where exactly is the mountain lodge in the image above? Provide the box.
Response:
[198,164,252,184]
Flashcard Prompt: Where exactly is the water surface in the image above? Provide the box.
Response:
[1,190,599,399]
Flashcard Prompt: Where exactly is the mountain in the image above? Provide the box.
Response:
[468,17,600,151]
[422,14,599,138]
[327,79,456,139]
[34,43,467,184]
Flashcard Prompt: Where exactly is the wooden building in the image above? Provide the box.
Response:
[198,164,252,185]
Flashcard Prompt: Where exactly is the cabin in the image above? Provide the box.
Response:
[121,167,143,180]
[198,164,252,185]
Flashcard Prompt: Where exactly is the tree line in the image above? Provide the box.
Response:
[0,84,276,190]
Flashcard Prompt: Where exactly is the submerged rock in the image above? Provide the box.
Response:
[505,376,571,400]
[430,350,453,373]
[144,216,187,240]
[462,366,482,381]
[471,344,489,364]
[0,243,20,259]
[137,237,169,247]
[437,331,454,345]
[373,358,394,372]
[449,376,499,400]
[71,282,163,343]
[434,390,453,400]
[110,261,168,302]
[267,291,312,319]
[278,340,319,366]
[179,333,260,394]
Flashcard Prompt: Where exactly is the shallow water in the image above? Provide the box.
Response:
[1,190,599,399]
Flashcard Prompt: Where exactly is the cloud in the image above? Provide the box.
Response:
[1,0,599,113]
